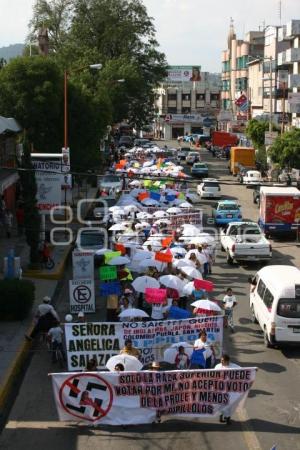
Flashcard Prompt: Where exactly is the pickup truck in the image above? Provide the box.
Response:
[220,222,272,265]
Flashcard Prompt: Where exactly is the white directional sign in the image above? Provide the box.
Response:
[69,279,95,314]
[72,250,94,279]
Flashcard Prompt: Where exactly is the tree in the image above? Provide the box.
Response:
[0,56,63,153]
[28,0,73,52]
[0,58,7,69]
[64,0,167,125]
[246,119,269,149]
[18,135,41,267]
[268,129,300,169]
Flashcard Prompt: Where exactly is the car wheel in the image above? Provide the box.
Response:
[226,252,234,265]
[251,305,258,324]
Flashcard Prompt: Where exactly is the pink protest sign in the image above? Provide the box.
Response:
[194,279,214,292]
[145,288,167,304]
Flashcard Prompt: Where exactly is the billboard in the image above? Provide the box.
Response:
[166,66,201,82]
[32,160,62,213]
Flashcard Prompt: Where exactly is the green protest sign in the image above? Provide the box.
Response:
[99,265,117,281]
[104,251,121,264]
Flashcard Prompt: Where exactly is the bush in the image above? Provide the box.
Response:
[0,279,35,320]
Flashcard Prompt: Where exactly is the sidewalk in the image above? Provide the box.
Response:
[0,185,98,419]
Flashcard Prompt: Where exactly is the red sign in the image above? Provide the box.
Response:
[235,94,247,106]
[145,288,167,304]
[194,279,214,292]
[114,243,126,255]
[263,195,300,224]
[155,252,173,263]
[161,237,173,248]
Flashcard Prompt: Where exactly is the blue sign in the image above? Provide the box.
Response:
[150,191,161,201]
[190,349,206,368]
[166,194,175,202]
[202,118,214,127]
[100,281,121,296]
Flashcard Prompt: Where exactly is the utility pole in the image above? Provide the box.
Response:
[269,57,273,133]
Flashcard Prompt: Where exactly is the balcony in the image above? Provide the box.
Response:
[278,48,300,65]
[286,20,300,38]
[289,74,300,89]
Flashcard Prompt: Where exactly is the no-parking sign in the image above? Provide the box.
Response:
[69,279,95,313]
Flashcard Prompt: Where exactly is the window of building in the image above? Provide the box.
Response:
[211,93,220,101]
[167,93,177,101]
[222,61,231,72]
[182,107,191,113]
[236,55,249,70]
[222,99,231,110]
[222,80,230,91]
[167,107,177,114]
[182,93,191,101]
[235,77,248,91]
[196,93,205,100]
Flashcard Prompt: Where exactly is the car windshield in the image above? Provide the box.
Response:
[218,204,239,211]
[102,176,120,183]
[95,198,116,208]
[277,298,300,318]
[80,232,104,247]
[189,153,198,156]
[194,164,207,169]
[204,182,219,187]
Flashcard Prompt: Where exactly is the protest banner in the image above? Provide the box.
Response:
[69,279,95,314]
[145,288,167,304]
[99,266,117,281]
[50,368,256,425]
[167,306,191,319]
[114,243,126,255]
[150,191,161,201]
[138,192,149,201]
[72,250,94,280]
[64,316,223,371]
[161,237,173,248]
[194,279,214,292]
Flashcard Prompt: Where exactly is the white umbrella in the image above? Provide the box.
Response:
[183,281,197,296]
[143,240,162,251]
[169,247,187,257]
[143,160,154,167]
[179,202,193,208]
[173,259,196,269]
[109,223,127,231]
[106,354,143,372]
[153,210,169,218]
[154,219,172,226]
[165,189,178,196]
[180,266,202,279]
[136,212,153,220]
[133,250,153,260]
[129,180,141,187]
[167,207,182,214]
[124,205,139,213]
[140,221,151,228]
[109,206,122,212]
[108,256,130,266]
[118,308,150,319]
[159,275,185,293]
[191,299,222,312]
[163,342,193,364]
[95,248,111,255]
[139,259,166,272]
[132,276,160,293]
[190,235,215,245]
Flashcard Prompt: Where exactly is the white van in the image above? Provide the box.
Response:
[250,265,300,347]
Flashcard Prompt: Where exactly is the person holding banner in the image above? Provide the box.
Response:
[215,354,241,425]
[175,346,190,369]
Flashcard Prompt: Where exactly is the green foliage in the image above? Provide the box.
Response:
[18,135,41,267]
[268,129,300,169]
[0,279,35,320]
[246,119,269,149]
[0,56,63,153]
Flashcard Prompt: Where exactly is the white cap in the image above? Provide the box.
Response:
[43,296,51,303]
[78,312,85,318]
[65,314,73,322]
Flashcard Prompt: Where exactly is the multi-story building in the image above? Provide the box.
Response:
[220,20,264,131]
[277,20,300,128]
[154,66,221,140]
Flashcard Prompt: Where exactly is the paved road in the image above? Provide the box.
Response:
[0,144,299,450]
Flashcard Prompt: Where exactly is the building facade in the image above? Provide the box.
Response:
[154,66,221,140]
[220,20,264,131]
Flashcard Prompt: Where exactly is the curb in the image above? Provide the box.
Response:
[23,244,72,280]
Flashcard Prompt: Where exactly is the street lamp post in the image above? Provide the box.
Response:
[63,63,102,151]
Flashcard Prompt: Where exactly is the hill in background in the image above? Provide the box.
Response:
[0,44,24,60]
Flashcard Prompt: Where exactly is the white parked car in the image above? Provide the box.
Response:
[186,151,200,165]
[197,179,221,198]
[243,170,262,186]
[98,174,122,196]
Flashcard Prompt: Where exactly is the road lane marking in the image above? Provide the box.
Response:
[237,407,263,450]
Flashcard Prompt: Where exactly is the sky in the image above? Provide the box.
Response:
[1,0,300,72]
